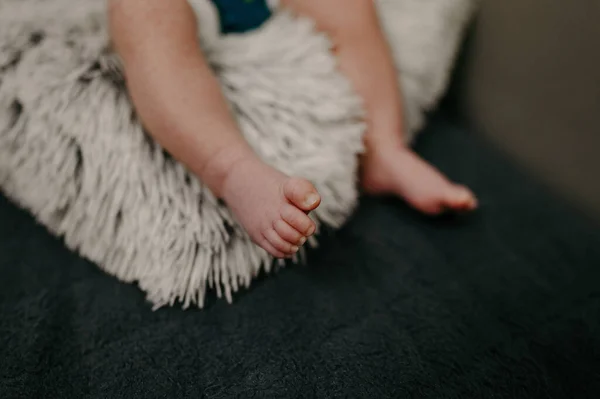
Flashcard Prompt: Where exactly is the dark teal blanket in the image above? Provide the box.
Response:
[211,0,272,33]
[2,112,600,398]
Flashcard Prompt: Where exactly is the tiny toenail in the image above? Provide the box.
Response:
[291,246,299,253]
[304,193,319,207]
[307,225,316,236]
[299,237,307,245]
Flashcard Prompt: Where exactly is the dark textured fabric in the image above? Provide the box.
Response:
[1,113,600,398]
[210,0,272,33]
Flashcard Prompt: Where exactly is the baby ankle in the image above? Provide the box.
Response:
[202,145,257,198]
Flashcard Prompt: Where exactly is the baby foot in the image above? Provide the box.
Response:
[362,146,477,215]
[221,156,321,258]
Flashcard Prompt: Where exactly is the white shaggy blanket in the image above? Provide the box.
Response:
[0,0,476,308]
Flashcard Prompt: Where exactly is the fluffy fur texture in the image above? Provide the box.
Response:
[0,0,476,308]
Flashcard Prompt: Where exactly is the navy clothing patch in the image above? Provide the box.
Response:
[210,0,272,34]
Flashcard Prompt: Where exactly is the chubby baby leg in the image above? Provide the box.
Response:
[109,0,320,257]
[282,0,477,214]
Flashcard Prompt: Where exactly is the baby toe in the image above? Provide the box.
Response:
[264,228,298,255]
[283,177,321,212]
[281,203,316,236]
[258,237,289,259]
[274,219,306,246]
[450,185,478,211]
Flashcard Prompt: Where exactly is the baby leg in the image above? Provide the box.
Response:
[109,0,320,257]
[282,0,477,215]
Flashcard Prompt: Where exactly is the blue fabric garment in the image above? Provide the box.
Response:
[210,0,272,34]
